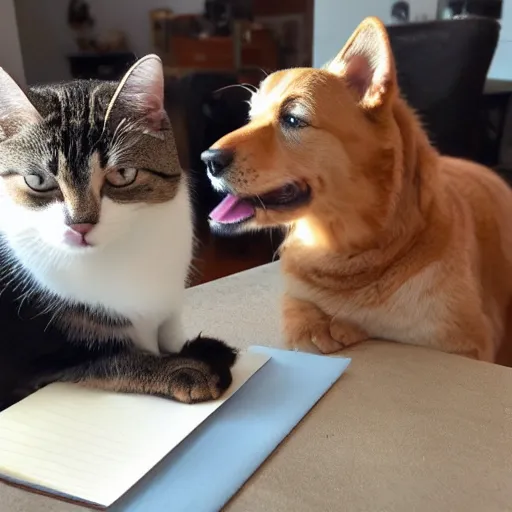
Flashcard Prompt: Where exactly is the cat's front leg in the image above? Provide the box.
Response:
[158,312,186,353]
[53,336,238,403]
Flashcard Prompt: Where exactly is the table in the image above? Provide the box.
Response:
[3,262,512,512]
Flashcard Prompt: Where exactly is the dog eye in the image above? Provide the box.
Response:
[106,168,139,187]
[280,114,308,129]
[24,174,58,192]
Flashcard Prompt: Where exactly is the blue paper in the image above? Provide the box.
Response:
[110,347,351,512]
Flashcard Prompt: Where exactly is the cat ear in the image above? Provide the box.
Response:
[105,54,168,136]
[0,68,42,139]
[326,17,397,110]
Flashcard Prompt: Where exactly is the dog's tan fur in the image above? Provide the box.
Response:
[209,17,512,363]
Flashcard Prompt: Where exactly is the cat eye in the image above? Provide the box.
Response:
[24,174,58,192]
[106,168,139,187]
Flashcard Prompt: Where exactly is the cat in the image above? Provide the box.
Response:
[0,55,237,410]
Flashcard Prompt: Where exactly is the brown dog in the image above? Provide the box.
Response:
[202,17,512,363]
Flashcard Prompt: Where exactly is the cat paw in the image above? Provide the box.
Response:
[168,336,238,404]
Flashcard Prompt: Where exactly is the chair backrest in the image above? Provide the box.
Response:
[387,16,500,160]
[173,72,249,222]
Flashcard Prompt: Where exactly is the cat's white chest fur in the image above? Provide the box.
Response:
[0,180,193,354]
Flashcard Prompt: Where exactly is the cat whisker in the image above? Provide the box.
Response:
[0,65,206,407]
[241,82,259,93]
[214,83,257,97]
[43,309,61,331]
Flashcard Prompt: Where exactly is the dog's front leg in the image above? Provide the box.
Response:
[282,294,362,354]
[329,317,369,349]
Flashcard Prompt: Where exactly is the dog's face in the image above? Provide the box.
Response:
[204,18,401,244]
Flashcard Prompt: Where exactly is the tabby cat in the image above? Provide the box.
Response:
[0,55,236,410]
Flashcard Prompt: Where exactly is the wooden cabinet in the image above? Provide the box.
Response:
[167,32,278,71]
[151,11,278,73]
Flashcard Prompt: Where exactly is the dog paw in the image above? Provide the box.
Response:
[283,296,345,354]
[285,318,367,355]
[309,323,345,353]
[285,321,344,354]
[329,319,367,348]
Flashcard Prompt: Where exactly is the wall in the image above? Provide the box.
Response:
[15,0,205,84]
[488,0,512,80]
[0,0,25,85]
[406,0,439,21]
[500,0,512,41]
[313,0,438,67]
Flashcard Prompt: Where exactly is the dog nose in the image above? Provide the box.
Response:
[201,149,234,177]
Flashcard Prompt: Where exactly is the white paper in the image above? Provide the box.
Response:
[0,350,270,508]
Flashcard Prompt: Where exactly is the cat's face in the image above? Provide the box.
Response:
[0,56,182,256]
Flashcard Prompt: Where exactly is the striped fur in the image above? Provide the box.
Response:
[0,56,236,408]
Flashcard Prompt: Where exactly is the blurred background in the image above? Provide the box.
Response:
[1,0,511,284]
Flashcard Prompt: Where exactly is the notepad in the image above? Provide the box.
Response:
[110,347,351,512]
[0,350,270,509]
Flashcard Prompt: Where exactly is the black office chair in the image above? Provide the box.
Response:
[174,72,250,223]
[67,52,136,80]
[387,16,500,161]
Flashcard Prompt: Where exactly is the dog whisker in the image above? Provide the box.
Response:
[255,194,267,211]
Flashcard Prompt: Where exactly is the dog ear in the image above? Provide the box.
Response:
[327,17,397,110]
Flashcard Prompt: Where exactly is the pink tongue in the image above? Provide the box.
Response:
[209,194,255,224]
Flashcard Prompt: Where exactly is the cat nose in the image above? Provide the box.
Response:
[201,149,234,177]
[64,223,95,247]
[69,223,95,236]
